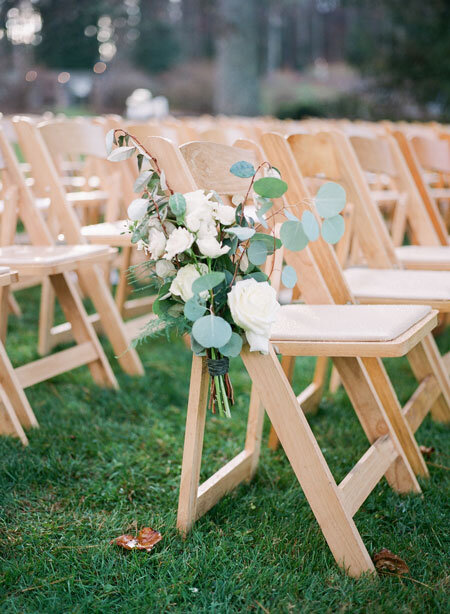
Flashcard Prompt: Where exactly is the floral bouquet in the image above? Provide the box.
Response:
[107,130,346,417]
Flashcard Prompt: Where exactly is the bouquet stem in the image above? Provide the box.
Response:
[209,349,232,418]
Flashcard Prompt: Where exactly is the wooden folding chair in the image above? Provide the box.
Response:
[10,120,143,375]
[136,135,448,577]
[344,133,450,271]
[393,130,450,243]
[0,136,118,405]
[0,267,37,446]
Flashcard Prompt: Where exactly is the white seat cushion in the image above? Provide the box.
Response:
[271,304,431,342]
[0,245,110,266]
[395,246,450,267]
[344,267,450,301]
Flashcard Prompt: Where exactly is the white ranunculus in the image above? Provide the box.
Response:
[170,263,208,302]
[197,236,231,258]
[128,198,149,221]
[155,259,176,278]
[148,228,167,260]
[184,190,216,234]
[214,204,236,226]
[164,227,195,260]
[227,278,280,354]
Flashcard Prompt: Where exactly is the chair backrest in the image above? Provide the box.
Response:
[286,130,398,268]
[180,141,258,197]
[411,136,450,174]
[13,118,85,245]
[349,134,442,246]
[393,130,448,245]
[176,135,352,306]
[38,119,108,159]
[0,127,54,247]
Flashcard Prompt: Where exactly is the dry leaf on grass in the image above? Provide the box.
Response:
[111,527,162,552]
[419,445,435,459]
[373,548,409,575]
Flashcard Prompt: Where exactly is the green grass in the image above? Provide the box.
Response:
[0,288,449,613]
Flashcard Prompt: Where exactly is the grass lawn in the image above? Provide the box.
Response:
[0,287,449,613]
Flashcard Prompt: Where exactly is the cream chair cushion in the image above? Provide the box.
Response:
[344,267,450,301]
[395,246,450,268]
[271,304,431,342]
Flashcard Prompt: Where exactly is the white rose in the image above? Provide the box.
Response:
[197,236,231,258]
[164,227,195,260]
[227,278,280,354]
[148,228,167,260]
[214,204,236,226]
[184,190,216,233]
[155,259,176,278]
[128,198,149,221]
[170,263,208,302]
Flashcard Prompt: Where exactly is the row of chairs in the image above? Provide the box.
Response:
[0,113,449,577]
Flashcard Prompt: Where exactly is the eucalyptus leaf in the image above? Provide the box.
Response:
[255,208,269,229]
[191,336,206,356]
[192,315,232,349]
[245,271,269,282]
[105,129,115,155]
[184,297,207,321]
[169,193,186,216]
[258,199,275,215]
[219,332,243,357]
[281,265,297,289]
[248,240,268,266]
[250,232,281,253]
[133,170,153,193]
[280,220,309,251]
[192,271,225,294]
[227,227,255,241]
[315,182,346,218]
[321,214,345,244]
[302,210,320,241]
[107,145,136,162]
[284,208,300,221]
[253,177,288,199]
[230,160,255,178]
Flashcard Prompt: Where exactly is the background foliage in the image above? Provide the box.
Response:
[0,0,449,119]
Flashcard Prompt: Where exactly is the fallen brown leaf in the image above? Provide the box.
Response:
[373,548,409,575]
[419,445,435,459]
[111,527,162,553]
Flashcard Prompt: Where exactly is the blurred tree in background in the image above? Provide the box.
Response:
[0,0,449,118]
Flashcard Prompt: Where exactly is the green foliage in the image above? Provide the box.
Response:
[169,193,187,217]
[230,161,255,178]
[321,215,345,245]
[281,265,297,289]
[280,220,309,251]
[191,272,225,295]
[247,240,267,266]
[191,314,232,348]
[253,177,288,199]
[133,19,180,74]
[219,332,243,358]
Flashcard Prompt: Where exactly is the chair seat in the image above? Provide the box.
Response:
[81,220,132,246]
[0,245,114,276]
[66,190,109,206]
[0,266,18,287]
[395,245,450,270]
[0,197,50,214]
[271,304,436,357]
[344,267,450,311]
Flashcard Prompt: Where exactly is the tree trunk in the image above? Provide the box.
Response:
[214,0,260,116]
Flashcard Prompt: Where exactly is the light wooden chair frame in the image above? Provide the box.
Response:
[137,135,449,578]
[11,119,143,376]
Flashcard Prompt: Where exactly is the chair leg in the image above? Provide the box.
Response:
[333,356,422,491]
[38,277,55,356]
[115,246,132,316]
[7,293,21,317]
[77,265,144,376]
[407,334,450,424]
[177,355,209,536]
[0,285,9,344]
[49,272,118,389]
[0,340,38,441]
[244,385,265,479]
[242,347,375,577]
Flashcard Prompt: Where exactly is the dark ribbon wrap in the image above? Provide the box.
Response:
[206,357,230,377]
